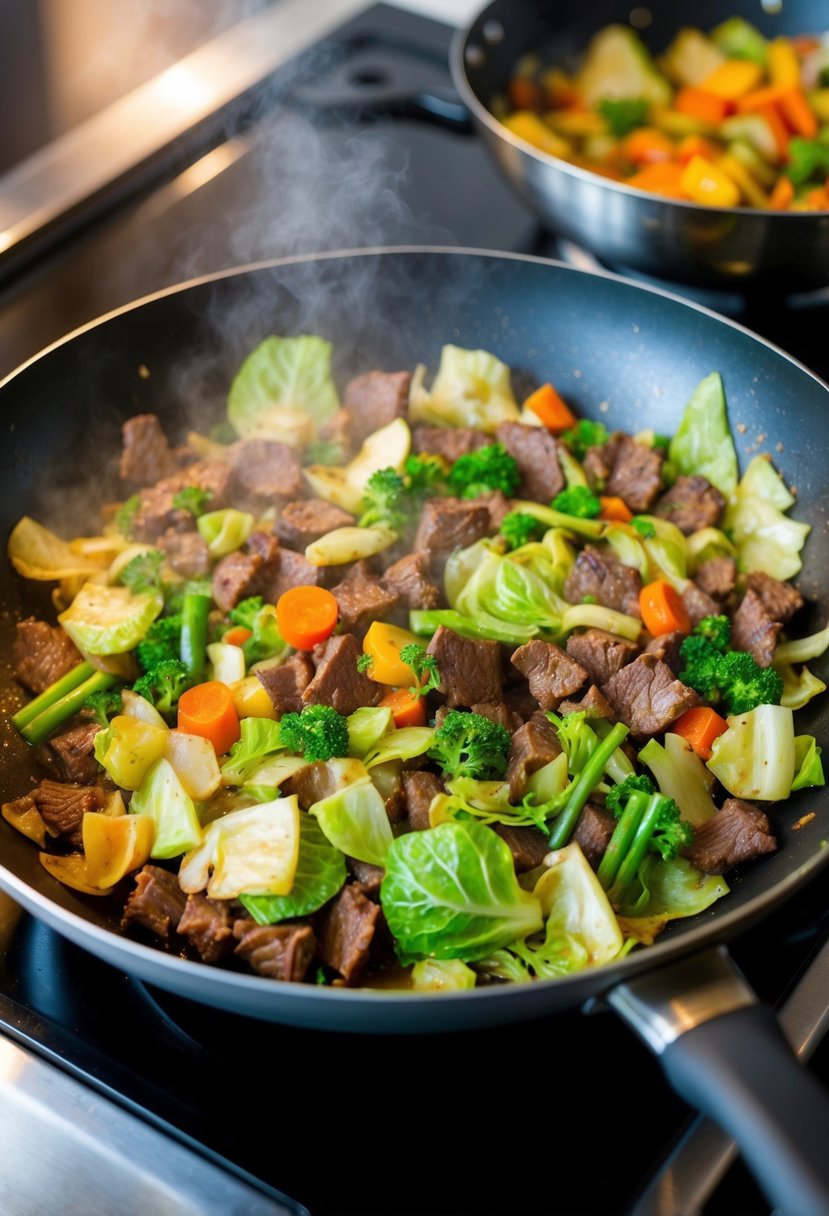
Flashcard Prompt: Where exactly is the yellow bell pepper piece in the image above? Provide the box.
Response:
[768,38,801,89]
[680,155,741,207]
[717,154,770,209]
[82,813,155,888]
[229,674,278,720]
[362,621,420,687]
[501,111,573,157]
[698,59,763,100]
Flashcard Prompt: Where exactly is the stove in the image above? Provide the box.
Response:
[1,4,828,1214]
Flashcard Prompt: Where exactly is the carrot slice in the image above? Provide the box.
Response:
[623,128,674,165]
[177,680,241,755]
[639,580,691,637]
[671,707,729,761]
[757,102,790,159]
[379,687,428,728]
[599,496,633,523]
[676,135,720,166]
[362,621,420,686]
[768,175,794,210]
[675,87,731,125]
[736,84,791,113]
[779,88,818,139]
[626,161,687,199]
[523,383,577,432]
[275,585,339,651]
[223,625,252,647]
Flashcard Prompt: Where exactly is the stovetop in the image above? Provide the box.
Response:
[1,5,828,1214]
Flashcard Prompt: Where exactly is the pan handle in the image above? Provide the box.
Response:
[608,945,829,1216]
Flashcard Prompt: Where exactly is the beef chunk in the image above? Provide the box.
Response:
[573,802,616,871]
[682,582,719,627]
[643,630,685,675]
[261,548,325,601]
[731,590,779,667]
[559,684,615,720]
[121,865,187,941]
[160,527,210,577]
[411,426,489,463]
[343,370,411,446]
[303,633,382,714]
[566,628,639,687]
[119,414,177,484]
[470,701,524,731]
[495,421,563,501]
[211,550,263,613]
[477,489,512,532]
[318,884,380,984]
[564,546,643,617]
[331,572,399,638]
[403,770,444,831]
[31,780,105,847]
[654,475,726,534]
[12,619,82,695]
[683,798,777,874]
[45,722,101,784]
[347,858,385,898]
[582,444,613,490]
[746,570,804,624]
[511,640,587,711]
[605,434,664,512]
[505,710,562,801]
[233,920,316,982]
[281,760,358,810]
[381,553,441,611]
[317,407,352,456]
[227,438,304,509]
[276,500,355,550]
[177,893,234,964]
[492,824,550,874]
[256,653,315,715]
[695,556,737,601]
[602,653,701,737]
[414,497,491,576]
[426,626,503,707]
[247,530,280,564]
[132,461,232,541]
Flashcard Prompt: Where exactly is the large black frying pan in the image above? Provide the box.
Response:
[451,0,829,289]
[0,249,828,1212]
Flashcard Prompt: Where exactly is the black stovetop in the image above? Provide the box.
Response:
[1,5,828,1214]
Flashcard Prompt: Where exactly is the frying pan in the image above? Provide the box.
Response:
[451,0,829,289]
[0,248,828,1212]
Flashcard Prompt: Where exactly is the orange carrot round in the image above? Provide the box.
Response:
[223,625,252,647]
[523,383,577,432]
[639,580,691,637]
[177,680,241,755]
[599,495,633,523]
[672,707,729,761]
[379,687,428,728]
[276,585,339,650]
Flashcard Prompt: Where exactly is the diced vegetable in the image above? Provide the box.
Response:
[59,583,163,655]
[177,680,241,755]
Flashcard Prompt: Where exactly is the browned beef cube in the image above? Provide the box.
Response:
[605,434,664,513]
[470,701,524,731]
[564,546,643,617]
[476,489,512,531]
[492,824,550,873]
[261,548,325,601]
[602,653,701,738]
[683,798,777,874]
[227,439,303,510]
[247,530,280,563]
[177,893,234,964]
[506,710,562,801]
[161,527,210,577]
[233,920,316,982]
[643,630,685,675]
[426,626,503,707]
[414,497,491,575]
[381,553,441,611]
[682,582,719,627]
[318,884,380,984]
[132,460,232,541]
[331,573,399,638]
[276,500,355,550]
[45,722,101,785]
[281,760,352,810]
[343,370,412,446]
[503,686,541,723]
[256,653,315,716]
[317,407,352,456]
[347,858,385,897]
[511,640,587,711]
[121,865,187,941]
[746,570,804,623]
[495,421,563,502]
[731,590,779,667]
[695,556,737,601]
[566,628,639,687]
[558,685,615,719]
[411,426,489,463]
[12,619,82,695]
[119,414,177,484]
[582,444,613,491]
[31,780,105,847]
[654,475,725,534]
[573,802,616,871]
[212,550,263,613]
[303,633,382,714]
[403,770,444,831]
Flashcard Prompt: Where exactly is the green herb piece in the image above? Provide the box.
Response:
[172,485,213,517]
[598,95,649,137]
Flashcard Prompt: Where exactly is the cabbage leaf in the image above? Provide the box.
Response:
[310,778,393,866]
[409,345,520,432]
[724,455,810,579]
[706,704,796,800]
[221,717,285,786]
[668,371,738,497]
[227,334,339,438]
[618,855,729,925]
[239,813,347,923]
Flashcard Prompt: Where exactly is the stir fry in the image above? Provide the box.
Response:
[4,336,826,989]
[498,16,829,210]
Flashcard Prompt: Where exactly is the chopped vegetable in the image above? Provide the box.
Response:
[20,669,119,746]
[671,706,729,761]
[427,709,512,781]
[378,687,428,728]
[500,511,545,550]
[117,548,164,594]
[522,382,577,431]
[177,680,241,755]
[275,585,338,651]
[639,579,691,636]
[59,583,163,656]
[172,485,212,517]
[180,592,210,680]
[227,334,339,439]
[448,443,520,499]
[551,485,601,519]
[132,658,192,718]
[83,686,124,727]
[361,621,421,686]
[279,704,350,763]
[560,418,609,460]
[398,641,440,697]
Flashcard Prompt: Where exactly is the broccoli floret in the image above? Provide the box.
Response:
[399,642,440,697]
[679,616,782,715]
[605,772,655,817]
[358,467,408,531]
[695,614,731,652]
[427,709,511,780]
[229,596,265,632]
[132,659,192,717]
[551,485,601,519]
[598,96,649,138]
[599,775,693,904]
[631,516,656,539]
[172,485,212,517]
[115,494,140,539]
[356,652,373,673]
[118,548,164,594]
[678,634,722,701]
[278,704,350,762]
[786,136,829,186]
[647,797,694,861]
[716,650,784,716]
[560,418,609,461]
[135,614,183,672]
[404,453,447,495]
[500,511,544,550]
[83,686,123,727]
[448,443,520,500]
